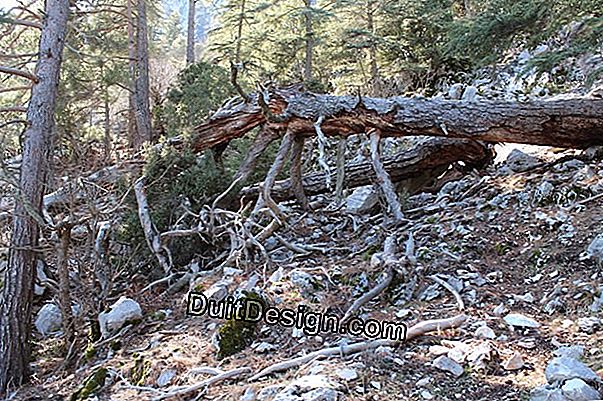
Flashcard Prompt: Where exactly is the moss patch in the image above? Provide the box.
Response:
[216,291,265,359]
[70,368,107,401]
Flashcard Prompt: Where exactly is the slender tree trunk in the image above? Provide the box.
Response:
[186,0,196,65]
[303,0,314,83]
[0,0,69,393]
[126,0,138,148]
[133,0,152,148]
[235,0,246,64]
[366,0,380,96]
[103,84,111,162]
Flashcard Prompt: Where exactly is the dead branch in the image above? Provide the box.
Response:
[0,65,39,82]
[313,116,331,188]
[0,106,27,113]
[249,314,467,381]
[134,176,172,273]
[335,137,346,203]
[253,132,294,221]
[341,234,398,323]
[429,274,465,311]
[369,129,404,222]
[153,367,251,400]
[0,85,32,93]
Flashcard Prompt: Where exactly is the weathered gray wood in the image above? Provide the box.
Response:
[240,138,494,202]
[0,0,70,392]
[192,87,603,151]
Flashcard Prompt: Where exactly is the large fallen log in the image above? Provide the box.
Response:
[192,86,603,151]
[240,138,494,202]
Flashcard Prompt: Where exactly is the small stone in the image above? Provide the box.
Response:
[578,317,602,334]
[502,352,524,370]
[254,342,276,353]
[493,303,507,316]
[461,86,478,101]
[335,368,358,381]
[514,292,535,303]
[156,369,176,387]
[448,83,464,100]
[432,356,464,377]
[421,390,434,400]
[554,345,585,359]
[587,234,603,264]
[290,270,316,294]
[474,325,496,339]
[545,357,600,383]
[561,378,601,401]
[416,377,431,387]
[370,381,381,390]
[503,313,540,328]
[346,186,379,214]
[506,149,540,173]
[241,387,256,401]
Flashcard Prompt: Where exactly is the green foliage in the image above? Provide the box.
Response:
[163,61,236,135]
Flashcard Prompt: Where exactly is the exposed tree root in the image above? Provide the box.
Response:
[248,314,468,381]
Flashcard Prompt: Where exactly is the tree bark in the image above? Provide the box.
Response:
[235,0,246,65]
[0,0,69,393]
[133,0,152,148]
[126,0,138,148]
[186,0,196,65]
[303,0,314,83]
[191,88,603,152]
[240,138,494,202]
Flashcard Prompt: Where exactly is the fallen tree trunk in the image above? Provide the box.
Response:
[240,138,493,202]
[192,87,603,151]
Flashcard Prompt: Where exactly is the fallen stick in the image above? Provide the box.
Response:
[249,314,467,381]
[429,275,465,311]
[153,367,251,400]
[341,266,394,324]
[341,234,399,323]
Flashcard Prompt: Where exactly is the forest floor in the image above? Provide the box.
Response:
[12,145,603,401]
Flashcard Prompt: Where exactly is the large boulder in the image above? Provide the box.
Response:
[35,303,63,337]
[98,297,143,338]
[545,357,600,384]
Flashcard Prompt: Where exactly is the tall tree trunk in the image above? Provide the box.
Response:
[303,0,314,83]
[366,0,380,96]
[126,0,138,148]
[133,0,152,148]
[235,0,246,64]
[103,83,111,162]
[0,0,69,393]
[186,0,196,65]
